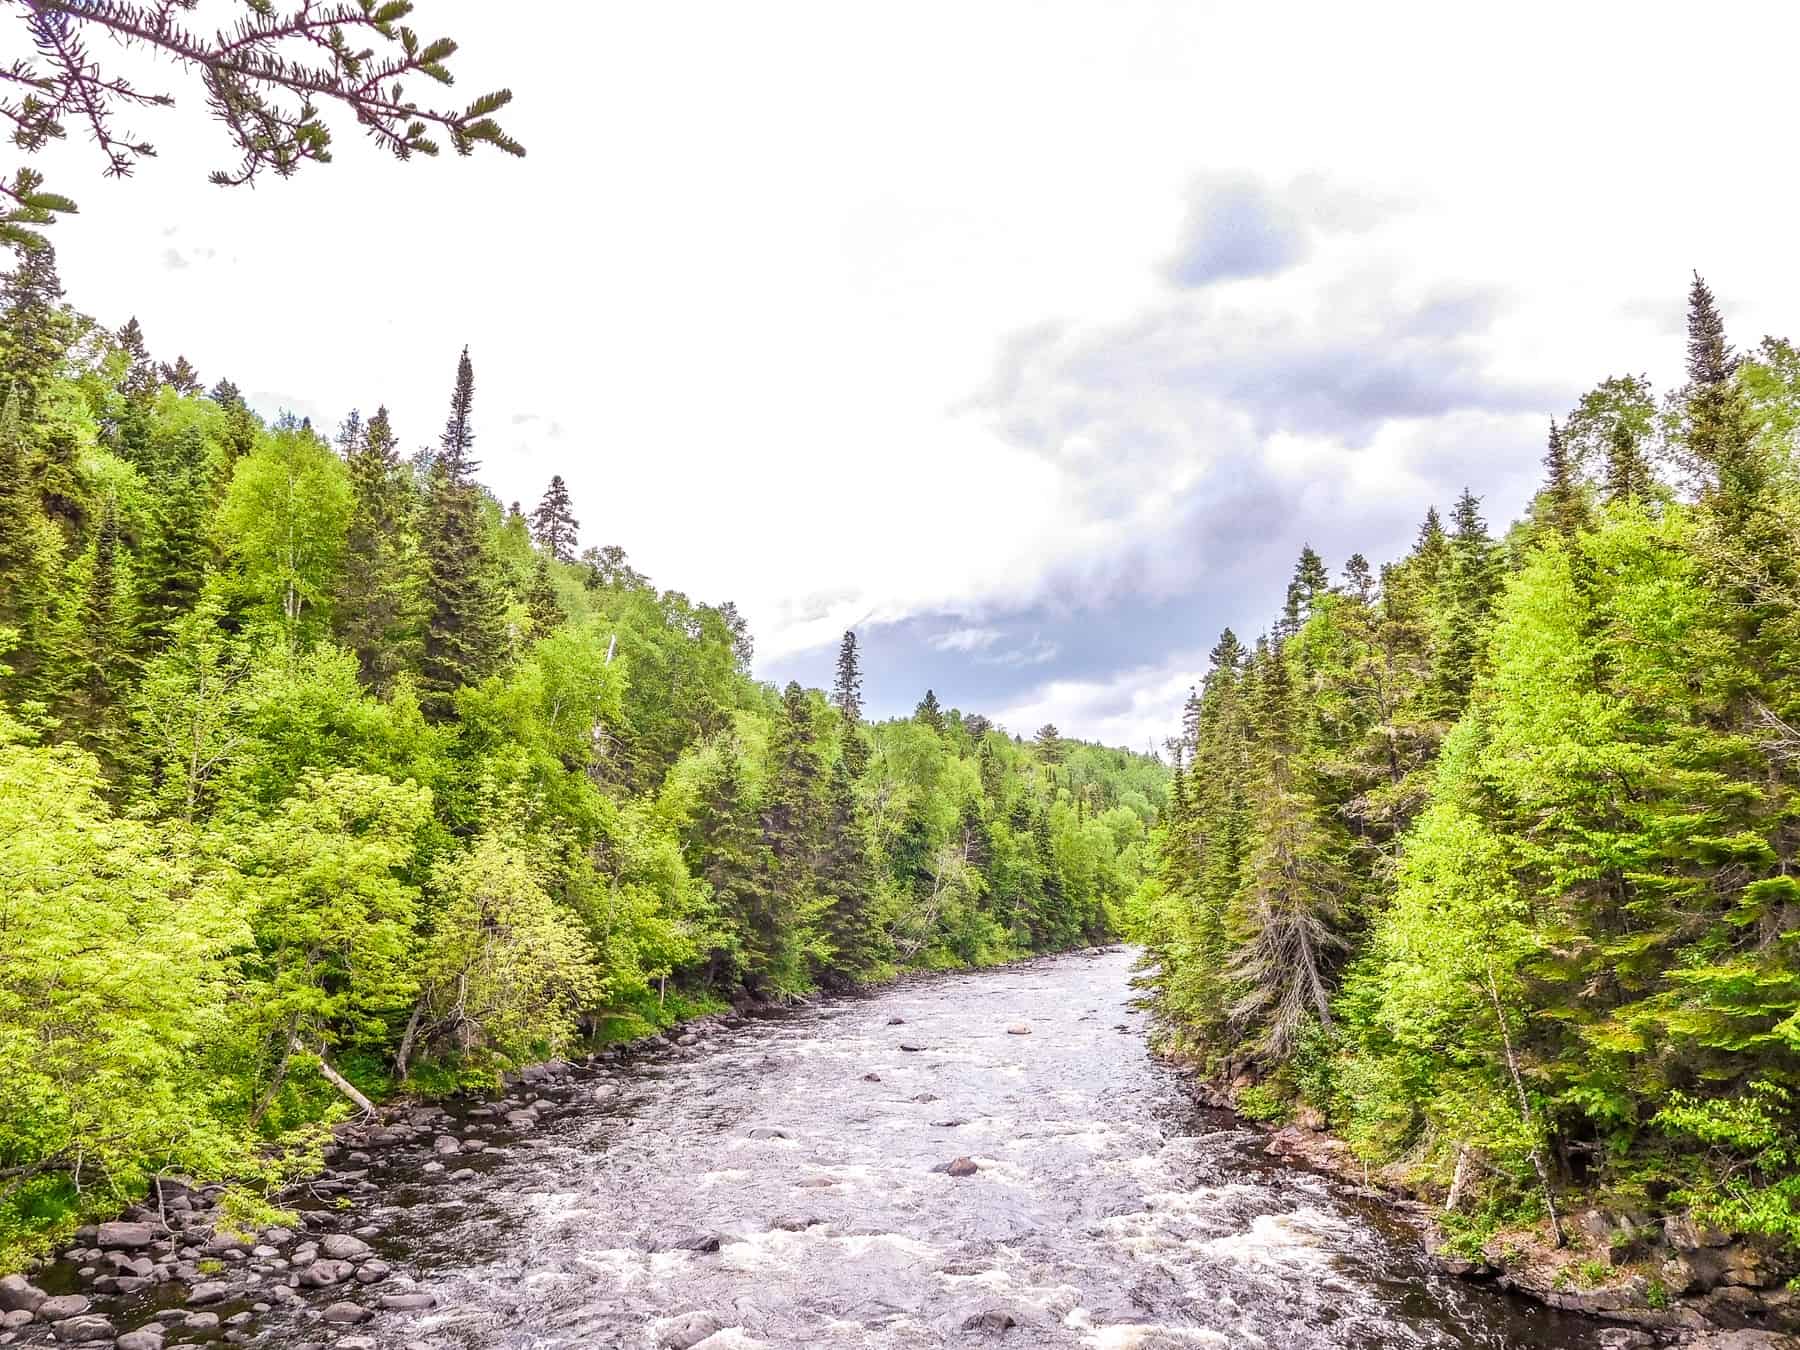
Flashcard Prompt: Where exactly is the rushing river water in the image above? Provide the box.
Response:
[260,946,1596,1350]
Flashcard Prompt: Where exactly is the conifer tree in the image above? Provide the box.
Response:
[0,242,70,417]
[1684,272,1761,517]
[915,688,944,733]
[207,379,262,462]
[54,494,134,761]
[758,682,823,987]
[0,389,59,695]
[832,630,863,723]
[814,756,884,985]
[1412,506,1450,589]
[526,557,562,636]
[1034,722,1063,763]
[419,349,505,716]
[1280,545,1329,635]
[134,423,217,653]
[1428,489,1501,717]
[832,629,867,774]
[529,475,580,562]
[1224,639,1343,1058]
[333,406,420,691]
[1540,419,1584,539]
[158,356,202,395]
[1343,553,1374,600]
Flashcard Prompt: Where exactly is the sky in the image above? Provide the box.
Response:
[25,1,1800,751]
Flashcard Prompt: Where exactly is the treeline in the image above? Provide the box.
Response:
[0,246,1165,1265]
[1135,275,1800,1255]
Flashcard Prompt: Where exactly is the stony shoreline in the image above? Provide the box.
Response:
[1175,1070,1799,1350]
[0,947,1126,1350]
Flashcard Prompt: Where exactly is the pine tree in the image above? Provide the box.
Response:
[207,378,262,461]
[1343,553,1374,600]
[1412,506,1450,589]
[526,556,562,636]
[419,351,505,716]
[832,629,863,723]
[440,346,478,479]
[1280,544,1329,635]
[1429,489,1501,717]
[529,475,580,562]
[1225,639,1344,1059]
[1034,722,1063,763]
[1684,273,1762,519]
[915,688,944,733]
[814,755,884,985]
[54,494,135,761]
[1540,419,1584,539]
[832,629,867,774]
[758,681,823,989]
[0,389,59,695]
[158,356,202,395]
[333,405,420,691]
[0,242,71,417]
[132,421,217,653]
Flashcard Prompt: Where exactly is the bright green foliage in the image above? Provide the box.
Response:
[0,704,249,1267]
[217,419,352,639]
[0,270,1165,1266]
[1138,278,1800,1253]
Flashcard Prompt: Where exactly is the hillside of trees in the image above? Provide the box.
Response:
[0,246,1165,1267]
[1135,276,1800,1260]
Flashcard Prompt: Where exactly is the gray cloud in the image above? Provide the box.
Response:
[989,282,1545,452]
[1163,176,1310,287]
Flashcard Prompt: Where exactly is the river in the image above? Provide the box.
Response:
[284,946,1597,1349]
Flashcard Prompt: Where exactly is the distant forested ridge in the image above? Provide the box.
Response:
[0,248,1165,1265]
[1134,275,1800,1258]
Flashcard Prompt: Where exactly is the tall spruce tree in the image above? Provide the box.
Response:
[419,349,505,716]
[333,405,420,691]
[529,474,580,562]
[832,629,867,774]
[915,688,944,733]
[1540,419,1585,539]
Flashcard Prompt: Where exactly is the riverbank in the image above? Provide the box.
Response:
[1170,1066,1800,1348]
[1,944,1607,1349]
[0,945,1127,1348]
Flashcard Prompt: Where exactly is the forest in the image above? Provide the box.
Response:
[1135,276,1800,1260]
[0,244,1166,1267]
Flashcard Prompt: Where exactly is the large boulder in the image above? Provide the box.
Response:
[298,1259,356,1288]
[97,1222,157,1250]
[321,1301,372,1325]
[116,1332,163,1350]
[319,1234,372,1262]
[35,1295,92,1323]
[0,1276,45,1314]
[658,1311,723,1349]
[49,1316,114,1343]
[187,1281,230,1305]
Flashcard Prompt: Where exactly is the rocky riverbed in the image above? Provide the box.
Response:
[0,948,1785,1349]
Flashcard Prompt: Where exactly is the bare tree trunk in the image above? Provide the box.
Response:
[1485,964,1565,1246]
[1444,1145,1474,1214]
[393,1000,425,1080]
[299,1037,376,1114]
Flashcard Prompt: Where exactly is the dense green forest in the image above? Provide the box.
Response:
[0,246,1165,1266]
[1135,276,1800,1258]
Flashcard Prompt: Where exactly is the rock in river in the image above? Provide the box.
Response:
[0,1276,45,1314]
[658,1310,723,1348]
[96,1222,157,1250]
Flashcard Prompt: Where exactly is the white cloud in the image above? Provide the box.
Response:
[33,0,1800,738]
[929,626,1002,653]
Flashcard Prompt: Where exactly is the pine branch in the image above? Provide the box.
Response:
[1,0,523,241]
